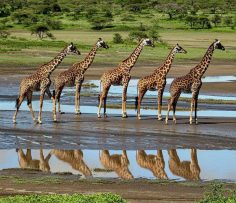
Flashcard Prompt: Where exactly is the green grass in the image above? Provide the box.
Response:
[0,193,127,203]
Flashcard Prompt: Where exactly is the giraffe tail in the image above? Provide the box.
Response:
[98,80,102,106]
[135,85,138,111]
[15,98,19,108]
[52,90,55,99]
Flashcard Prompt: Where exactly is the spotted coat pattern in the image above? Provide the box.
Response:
[165,40,225,124]
[13,43,80,124]
[136,44,187,120]
[97,39,153,118]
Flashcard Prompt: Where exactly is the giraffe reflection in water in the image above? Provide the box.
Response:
[16,149,51,172]
[136,150,168,179]
[51,150,92,177]
[100,150,133,179]
[168,149,200,181]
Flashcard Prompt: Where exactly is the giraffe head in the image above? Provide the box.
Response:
[96,38,109,49]
[141,38,154,47]
[67,42,81,55]
[174,44,187,54]
[213,39,225,51]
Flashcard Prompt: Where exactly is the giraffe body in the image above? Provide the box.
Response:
[165,40,225,124]
[13,43,80,124]
[53,39,108,121]
[136,44,187,120]
[97,39,153,118]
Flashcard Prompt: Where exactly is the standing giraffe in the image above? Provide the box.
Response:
[97,38,153,118]
[168,149,200,181]
[136,44,187,120]
[53,38,109,121]
[13,43,80,124]
[165,40,225,124]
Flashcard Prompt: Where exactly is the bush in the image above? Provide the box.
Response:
[0,193,127,203]
[30,24,55,40]
[196,183,236,203]
[113,33,124,44]
[129,31,148,41]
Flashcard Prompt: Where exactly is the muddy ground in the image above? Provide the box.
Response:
[1,169,236,203]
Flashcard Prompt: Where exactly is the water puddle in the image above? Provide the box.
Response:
[0,100,236,118]
[1,148,236,181]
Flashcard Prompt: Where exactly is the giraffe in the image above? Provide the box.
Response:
[168,149,200,181]
[97,38,153,118]
[16,149,51,172]
[100,150,133,179]
[51,149,92,177]
[136,150,168,179]
[53,38,109,121]
[13,43,80,124]
[165,39,225,124]
[136,44,187,120]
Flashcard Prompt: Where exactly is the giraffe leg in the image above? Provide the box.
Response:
[56,88,63,114]
[165,98,174,125]
[157,88,164,120]
[37,89,46,124]
[122,84,129,118]
[75,83,82,114]
[13,94,25,123]
[104,96,107,117]
[189,92,196,125]
[137,90,146,120]
[53,89,58,122]
[194,94,199,125]
[173,100,178,124]
[27,91,36,122]
[97,85,109,118]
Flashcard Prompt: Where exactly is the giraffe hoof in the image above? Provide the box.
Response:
[13,119,16,124]
[165,120,168,125]
[104,114,108,118]
[37,120,42,124]
[75,111,81,115]
[195,120,198,125]
[97,114,101,118]
[158,117,163,121]
[138,116,141,120]
[53,118,57,122]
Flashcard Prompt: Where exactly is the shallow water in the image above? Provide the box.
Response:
[1,148,236,181]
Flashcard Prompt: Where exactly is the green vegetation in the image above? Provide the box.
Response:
[196,183,236,203]
[0,193,127,203]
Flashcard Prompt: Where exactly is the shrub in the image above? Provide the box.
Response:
[30,24,55,40]
[129,31,148,41]
[113,33,124,44]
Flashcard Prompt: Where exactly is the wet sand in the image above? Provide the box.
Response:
[1,110,236,150]
[1,169,236,203]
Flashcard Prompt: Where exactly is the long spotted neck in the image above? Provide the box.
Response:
[191,43,215,79]
[39,47,68,75]
[154,47,177,75]
[121,41,144,71]
[79,44,98,73]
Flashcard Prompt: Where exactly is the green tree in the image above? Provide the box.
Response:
[211,14,221,27]
[31,24,55,40]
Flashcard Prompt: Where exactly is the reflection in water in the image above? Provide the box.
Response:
[168,149,200,181]
[136,150,168,179]
[100,150,133,179]
[51,150,92,177]
[17,149,51,172]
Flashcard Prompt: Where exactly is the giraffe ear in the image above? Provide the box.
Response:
[98,37,102,41]
[70,42,74,46]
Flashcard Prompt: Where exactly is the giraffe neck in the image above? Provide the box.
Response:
[191,43,215,79]
[79,44,98,73]
[154,47,176,75]
[39,47,68,75]
[121,41,144,71]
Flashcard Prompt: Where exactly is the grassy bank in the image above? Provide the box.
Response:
[0,193,127,203]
